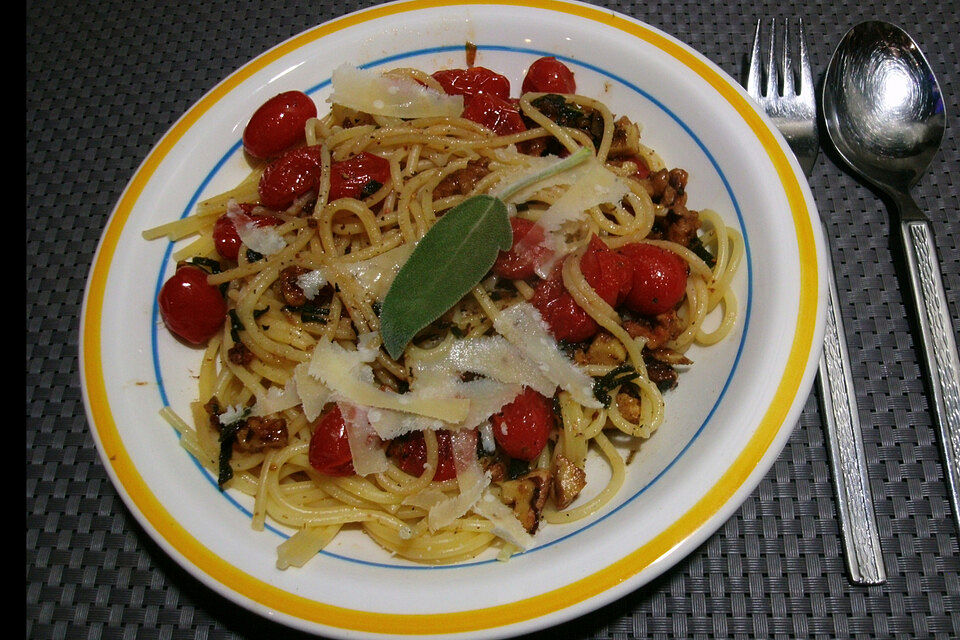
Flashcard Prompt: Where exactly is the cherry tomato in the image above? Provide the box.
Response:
[158,264,227,345]
[329,152,391,201]
[460,93,527,136]
[212,209,284,261]
[618,243,688,316]
[521,57,576,95]
[258,145,323,210]
[431,67,511,101]
[308,406,355,477]
[389,430,457,481]
[530,264,598,343]
[242,91,317,159]
[491,387,555,461]
[492,217,552,280]
[578,235,633,307]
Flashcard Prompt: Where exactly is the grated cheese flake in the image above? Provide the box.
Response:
[328,64,464,119]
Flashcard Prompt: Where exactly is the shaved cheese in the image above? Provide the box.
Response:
[292,361,330,422]
[226,202,287,256]
[478,421,496,454]
[363,376,522,440]
[343,242,414,302]
[494,303,601,408]
[510,158,629,277]
[296,270,327,300]
[473,490,536,550]
[402,487,447,511]
[252,379,300,416]
[493,154,602,204]
[307,339,470,423]
[410,336,556,397]
[339,402,389,476]
[329,64,464,119]
[423,430,490,531]
[219,404,247,425]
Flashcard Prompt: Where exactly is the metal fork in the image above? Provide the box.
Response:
[747,19,885,585]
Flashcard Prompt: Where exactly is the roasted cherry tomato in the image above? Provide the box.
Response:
[521,57,576,95]
[460,93,527,136]
[242,91,317,159]
[329,152,391,201]
[158,263,227,345]
[212,208,284,261]
[492,217,551,280]
[491,387,555,461]
[389,429,457,481]
[530,264,598,343]
[258,145,323,210]
[618,243,688,316]
[431,67,511,101]
[308,406,355,477]
[578,235,633,307]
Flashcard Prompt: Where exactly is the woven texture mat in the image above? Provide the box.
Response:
[26,0,960,638]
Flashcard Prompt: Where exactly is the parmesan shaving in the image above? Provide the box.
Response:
[343,242,414,302]
[423,430,490,531]
[329,64,464,119]
[307,339,470,423]
[292,361,331,422]
[338,402,389,476]
[473,491,536,550]
[409,336,556,398]
[296,270,327,300]
[362,377,522,440]
[252,379,300,416]
[493,303,601,408]
[509,158,629,277]
[226,202,287,256]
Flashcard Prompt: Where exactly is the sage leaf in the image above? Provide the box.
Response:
[379,147,592,360]
[380,194,512,359]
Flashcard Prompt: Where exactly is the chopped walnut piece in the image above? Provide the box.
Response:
[433,160,490,199]
[228,342,254,365]
[616,392,642,423]
[277,265,310,307]
[623,310,684,350]
[234,415,289,453]
[552,453,586,510]
[608,116,641,159]
[499,468,552,534]
[480,453,508,483]
[574,331,627,367]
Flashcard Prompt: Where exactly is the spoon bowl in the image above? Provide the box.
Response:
[822,21,945,192]
[822,21,960,535]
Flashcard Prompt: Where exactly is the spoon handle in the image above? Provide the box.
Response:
[817,233,886,583]
[897,207,960,530]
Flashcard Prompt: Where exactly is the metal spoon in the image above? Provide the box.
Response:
[823,21,960,530]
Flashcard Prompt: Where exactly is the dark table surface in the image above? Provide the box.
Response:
[26,1,960,638]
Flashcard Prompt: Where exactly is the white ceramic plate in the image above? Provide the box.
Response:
[80,1,826,637]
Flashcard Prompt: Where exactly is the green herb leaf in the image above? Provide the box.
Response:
[379,148,592,359]
[592,363,640,407]
[380,194,512,359]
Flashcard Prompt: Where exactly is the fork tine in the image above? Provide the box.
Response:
[798,18,814,98]
[746,19,763,98]
[781,18,795,96]
[764,19,778,97]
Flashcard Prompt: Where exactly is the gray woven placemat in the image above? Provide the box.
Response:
[26,0,960,638]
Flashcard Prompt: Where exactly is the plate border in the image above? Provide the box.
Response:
[80,0,821,636]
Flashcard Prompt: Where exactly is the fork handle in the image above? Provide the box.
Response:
[897,210,960,535]
[817,229,886,584]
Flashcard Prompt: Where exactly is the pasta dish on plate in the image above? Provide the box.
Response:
[143,53,742,566]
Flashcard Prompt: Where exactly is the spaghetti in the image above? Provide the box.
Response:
[145,57,742,566]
